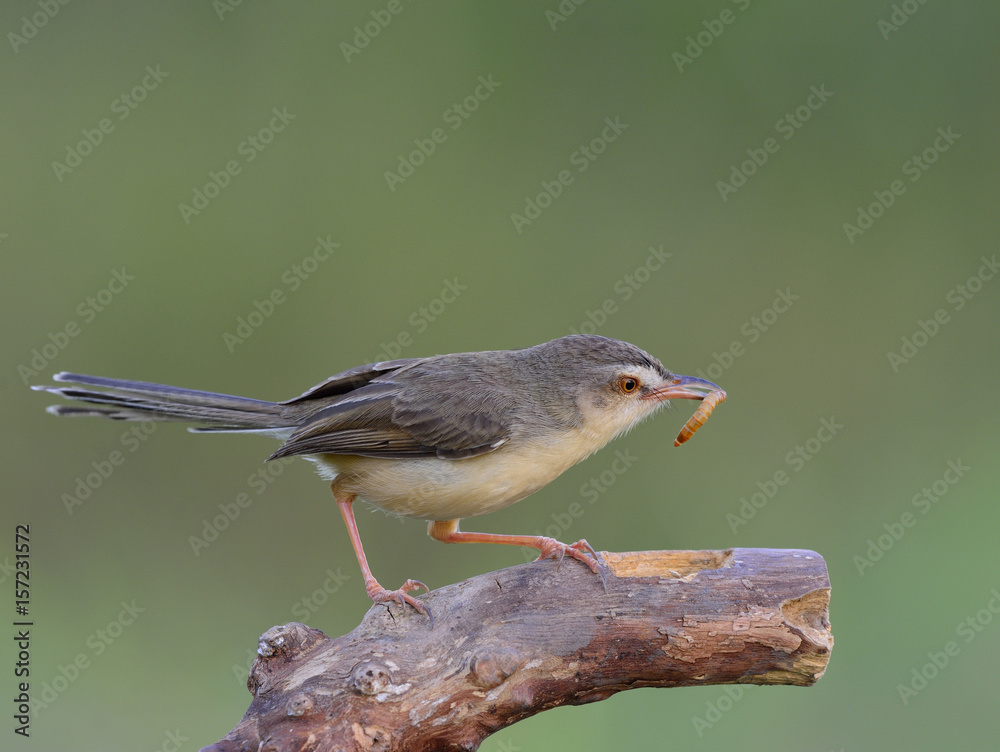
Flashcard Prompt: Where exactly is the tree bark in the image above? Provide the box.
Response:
[202,548,832,752]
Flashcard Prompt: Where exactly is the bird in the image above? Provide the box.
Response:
[34,334,724,614]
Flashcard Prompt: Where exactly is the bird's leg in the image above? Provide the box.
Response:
[427,519,604,576]
[333,484,429,615]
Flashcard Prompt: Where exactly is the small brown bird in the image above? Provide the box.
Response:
[35,335,724,614]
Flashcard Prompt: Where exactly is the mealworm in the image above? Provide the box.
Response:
[674,389,726,447]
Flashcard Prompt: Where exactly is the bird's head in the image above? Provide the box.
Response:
[534,335,722,445]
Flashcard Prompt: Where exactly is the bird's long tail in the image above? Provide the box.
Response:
[33,372,296,433]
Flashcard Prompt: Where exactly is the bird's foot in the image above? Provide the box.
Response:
[366,578,431,616]
[534,537,603,574]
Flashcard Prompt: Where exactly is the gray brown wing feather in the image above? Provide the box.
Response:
[280,358,422,404]
[269,362,512,461]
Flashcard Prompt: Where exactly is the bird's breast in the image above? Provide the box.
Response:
[312,426,609,520]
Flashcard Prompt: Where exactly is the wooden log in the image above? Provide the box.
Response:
[202,548,832,752]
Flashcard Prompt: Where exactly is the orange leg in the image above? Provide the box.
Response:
[333,485,429,615]
[427,519,603,575]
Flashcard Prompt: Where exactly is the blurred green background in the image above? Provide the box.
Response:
[3,2,998,750]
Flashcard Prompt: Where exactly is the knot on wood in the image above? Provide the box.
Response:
[284,693,315,717]
[352,661,412,700]
[468,648,523,689]
[249,622,329,695]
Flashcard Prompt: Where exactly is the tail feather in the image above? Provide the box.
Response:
[34,372,293,431]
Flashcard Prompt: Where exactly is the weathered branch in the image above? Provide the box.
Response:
[202,548,832,752]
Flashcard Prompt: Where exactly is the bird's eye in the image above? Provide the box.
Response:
[619,376,640,394]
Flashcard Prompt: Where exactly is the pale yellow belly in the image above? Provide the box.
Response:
[310,429,604,520]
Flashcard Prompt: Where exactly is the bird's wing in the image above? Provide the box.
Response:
[269,363,512,461]
[280,358,424,403]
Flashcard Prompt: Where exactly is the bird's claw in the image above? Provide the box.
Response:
[367,579,431,617]
[534,537,605,578]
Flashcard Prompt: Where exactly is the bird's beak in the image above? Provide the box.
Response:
[642,374,723,402]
